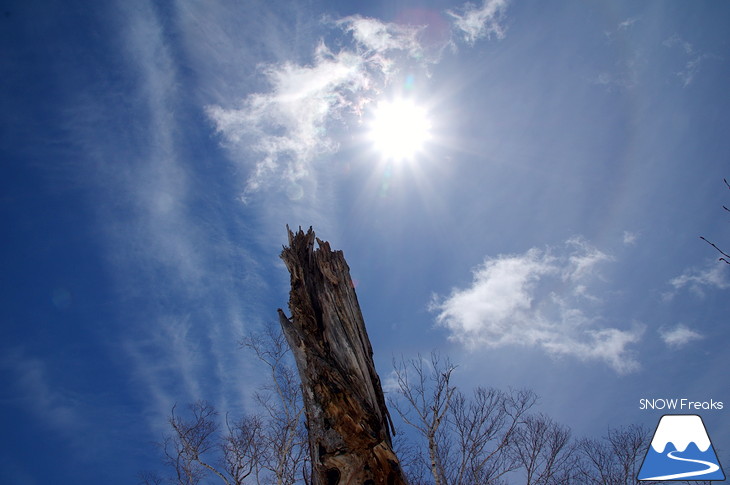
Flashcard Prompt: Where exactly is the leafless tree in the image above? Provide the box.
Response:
[221,414,264,484]
[389,352,543,485]
[150,326,706,485]
[445,386,536,484]
[148,323,309,485]
[138,470,165,485]
[389,352,456,485]
[241,324,309,485]
[392,426,432,485]
[576,424,655,485]
[510,413,577,485]
[164,401,230,485]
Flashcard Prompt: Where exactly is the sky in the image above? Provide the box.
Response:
[1,0,729,483]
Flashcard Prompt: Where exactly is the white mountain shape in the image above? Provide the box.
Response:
[651,415,712,453]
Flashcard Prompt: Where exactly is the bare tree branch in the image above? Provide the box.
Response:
[700,236,730,264]
[137,471,165,485]
[700,177,730,264]
[163,401,228,485]
[241,322,308,485]
[390,352,456,485]
[510,413,577,485]
[154,322,309,485]
[577,424,655,485]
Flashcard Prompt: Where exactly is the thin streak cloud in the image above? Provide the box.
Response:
[69,1,266,434]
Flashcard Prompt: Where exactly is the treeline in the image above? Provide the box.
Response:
[139,325,712,485]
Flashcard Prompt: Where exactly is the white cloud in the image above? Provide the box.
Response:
[430,240,643,373]
[564,236,613,281]
[663,34,694,56]
[207,42,371,196]
[207,16,431,198]
[207,2,512,198]
[659,324,704,348]
[662,34,717,87]
[605,17,639,41]
[617,17,639,31]
[668,263,729,298]
[447,0,509,45]
[431,248,556,340]
[677,54,711,87]
[336,15,424,57]
[622,231,638,245]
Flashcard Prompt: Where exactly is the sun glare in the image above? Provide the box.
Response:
[368,98,432,161]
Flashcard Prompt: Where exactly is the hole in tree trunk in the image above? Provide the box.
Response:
[325,467,340,485]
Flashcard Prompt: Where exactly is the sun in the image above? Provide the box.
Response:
[368,98,432,161]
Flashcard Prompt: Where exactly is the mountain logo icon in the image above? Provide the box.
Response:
[638,414,725,481]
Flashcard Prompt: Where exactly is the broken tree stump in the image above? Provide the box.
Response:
[278,226,407,485]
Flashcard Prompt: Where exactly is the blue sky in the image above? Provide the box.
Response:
[1,1,729,483]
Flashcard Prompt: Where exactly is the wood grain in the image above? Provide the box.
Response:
[278,226,407,485]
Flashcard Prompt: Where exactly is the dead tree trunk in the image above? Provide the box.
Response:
[278,226,408,485]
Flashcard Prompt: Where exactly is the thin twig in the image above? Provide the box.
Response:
[700,237,730,264]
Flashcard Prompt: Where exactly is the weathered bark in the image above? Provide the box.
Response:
[277,226,408,485]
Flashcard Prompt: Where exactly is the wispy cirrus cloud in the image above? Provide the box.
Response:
[666,262,729,299]
[63,1,264,433]
[659,324,704,349]
[123,315,205,419]
[429,238,643,373]
[446,0,509,45]
[207,1,510,199]
[617,17,640,31]
[206,32,413,199]
[336,15,425,57]
[207,41,379,198]
[663,34,718,87]
[603,16,639,42]
[622,230,639,246]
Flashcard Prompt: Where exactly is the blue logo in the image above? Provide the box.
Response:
[638,414,725,481]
